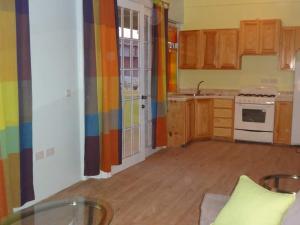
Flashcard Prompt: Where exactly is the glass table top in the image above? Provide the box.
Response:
[1,197,113,225]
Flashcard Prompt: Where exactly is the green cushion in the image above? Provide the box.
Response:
[212,175,295,225]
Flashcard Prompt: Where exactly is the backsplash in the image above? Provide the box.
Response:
[178,56,295,92]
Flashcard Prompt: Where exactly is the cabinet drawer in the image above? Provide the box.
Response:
[214,109,232,118]
[214,118,232,128]
[213,99,233,108]
[213,128,232,137]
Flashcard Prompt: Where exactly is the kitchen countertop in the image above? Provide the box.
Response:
[168,90,293,102]
[168,94,235,101]
[276,92,293,102]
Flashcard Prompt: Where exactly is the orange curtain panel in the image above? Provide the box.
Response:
[0,0,34,219]
[83,0,122,175]
[151,0,168,148]
[167,25,177,92]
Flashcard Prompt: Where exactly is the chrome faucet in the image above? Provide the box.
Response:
[195,81,205,96]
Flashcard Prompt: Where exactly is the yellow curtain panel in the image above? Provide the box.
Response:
[0,0,34,219]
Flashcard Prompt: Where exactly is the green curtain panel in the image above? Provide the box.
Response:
[151,0,168,148]
[0,0,34,219]
[83,0,122,175]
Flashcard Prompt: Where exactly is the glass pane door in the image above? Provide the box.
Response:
[113,1,152,174]
[119,7,141,159]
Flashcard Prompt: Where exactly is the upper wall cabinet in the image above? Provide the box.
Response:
[239,19,281,55]
[239,20,260,54]
[202,30,218,69]
[201,29,240,69]
[179,31,202,69]
[280,27,300,70]
[296,28,300,51]
[280,28,296,70]
[217,29,240,69]
[179,29,240,70]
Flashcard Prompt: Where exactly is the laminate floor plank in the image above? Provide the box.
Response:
[48,141,300,225]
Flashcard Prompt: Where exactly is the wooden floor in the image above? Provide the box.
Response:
[51,141,300,225]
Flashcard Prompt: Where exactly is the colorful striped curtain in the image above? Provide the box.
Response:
[0,0,34,219]
[151,0,168,148]
[167,25,177,93]
[83,0,122,175]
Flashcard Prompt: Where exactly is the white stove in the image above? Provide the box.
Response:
[234,87,278,143]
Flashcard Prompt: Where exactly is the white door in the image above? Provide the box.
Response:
[112,0,152,174]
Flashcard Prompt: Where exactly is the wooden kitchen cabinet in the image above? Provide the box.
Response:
[201,29,240,69]
[218,29,240,69]
[179,31,202,69]
[280,28,296,70]
[186,100,195,142]
[167,99,195,147]
[202,30,218,69]
[213,99,234,140]
[239,19,281,55]
[296,28,300,51]
[260,20,281,54]
[239,20,260,55]
[179,29,240,70]
[274,101,293,145]
[194,99,213,139]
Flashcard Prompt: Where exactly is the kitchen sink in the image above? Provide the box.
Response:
[169,93,220,97]
[181,93,216,96]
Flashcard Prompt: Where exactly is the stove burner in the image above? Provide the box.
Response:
[238,94,276,98]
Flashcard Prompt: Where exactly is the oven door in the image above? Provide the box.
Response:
[234,103,275,131]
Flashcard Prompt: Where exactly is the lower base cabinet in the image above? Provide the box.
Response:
[194,99,213,139]
[167,98,293,147]
[167,100,194,147]
[213,99,234,140]
[274,101,293,145]
[167,98,234,147]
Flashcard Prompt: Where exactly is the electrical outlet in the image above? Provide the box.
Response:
[65,89,72,97]
[36,151,44,160]
[46,147,55,157]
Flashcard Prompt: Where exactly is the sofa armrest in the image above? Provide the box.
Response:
[200,193,230,225]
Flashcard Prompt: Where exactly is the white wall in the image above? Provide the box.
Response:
[167,0,184,23]
[27,0,82,205]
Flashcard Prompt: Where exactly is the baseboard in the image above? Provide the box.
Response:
[146,146,166,157]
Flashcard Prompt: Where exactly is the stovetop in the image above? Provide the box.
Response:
[235,87,278,104]
[238,94,276,98]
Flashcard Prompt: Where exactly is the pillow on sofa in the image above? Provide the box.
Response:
[281,191,300,225]
[212,175,295,225]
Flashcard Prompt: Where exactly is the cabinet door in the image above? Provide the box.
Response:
[194,99,213,138]
[167,101,186,147]
[274,101,293,145]
[239,20,260,55]
[259,20,281,54]
[218,29,240,69]
[185,100,195,142]
[280,28,296,70]
[179,31,202,69]
[295,28,300,51]
[202,30,218,69]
